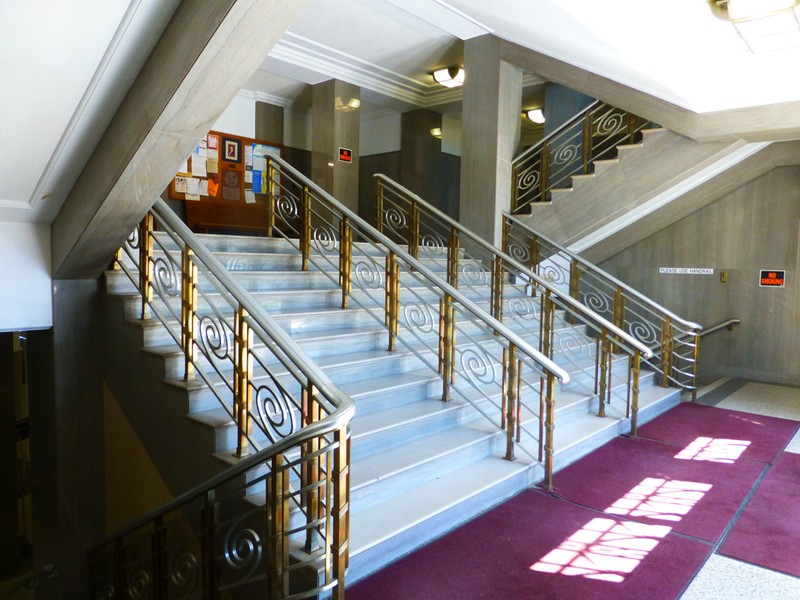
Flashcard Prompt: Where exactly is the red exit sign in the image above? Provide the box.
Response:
[759,270,785,287]
[338,147,353,163]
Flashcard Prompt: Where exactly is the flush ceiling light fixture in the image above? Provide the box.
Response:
[432,66,465,88]
[335,97,361,112]
[525,108,546,124]
[709,0,800,52]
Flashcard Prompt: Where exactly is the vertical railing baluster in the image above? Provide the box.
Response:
[511,164,520,212]
[598,328,610,418]
[339,217,352,309]
[201,490,218,600]
[139,214,153,320]
[540,142,550,201]
[504,344,518,460]
[385,252,399,351]
[303,383,320,552]
[267,454,290,599]
[691,330,700,401]
[301,186,311,271]
[660,317,673,387]
[543,371,556,491]
[630,350,641,438]
[409,201,420,260]
[266,160,276,237]
[331,427,350,600]
[582,110,593,174]
[447,227,460,288]
[234,306,252,458]
[375,180,384,233]
[113,538,126,600]
[568,258,581,320]
[181,248,196,381]
[440,294,454,402]
[491,255,505,324]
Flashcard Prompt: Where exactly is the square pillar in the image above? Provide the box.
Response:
[401,109,443,206]
[460,35,523,245]
[312,80,361,213]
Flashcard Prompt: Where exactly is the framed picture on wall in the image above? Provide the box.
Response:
[222,137,241,163]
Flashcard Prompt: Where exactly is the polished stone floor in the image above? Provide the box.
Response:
[679,378,800,599]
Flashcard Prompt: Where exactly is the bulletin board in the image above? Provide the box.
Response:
[167,130,282,234]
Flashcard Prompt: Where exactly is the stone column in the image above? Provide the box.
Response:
[460,35,523,245]
[401,109,443,207]
[255,101,284,144]
[311,80,361,213]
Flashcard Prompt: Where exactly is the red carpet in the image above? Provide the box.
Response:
[347,490,710,600]
[636,403,799,464]
[720,452,800,576]
[551,436,765,543]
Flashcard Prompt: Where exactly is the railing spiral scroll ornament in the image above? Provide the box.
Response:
[511,100,658,212]
[97,199,354,600]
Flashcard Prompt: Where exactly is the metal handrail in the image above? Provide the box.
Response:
[511,100,659,213]
[699,318,740,338]
[504,213,702,331]
[266,154,569,488]
[268,156,569,385]
[94,198,355,600]
[374,175,652,360]
[502,213,702,396]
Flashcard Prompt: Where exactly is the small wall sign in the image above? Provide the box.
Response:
[658,268,714,275]
[338,147,353,163]
[759,270,785,287]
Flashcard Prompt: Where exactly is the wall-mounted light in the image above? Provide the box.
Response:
[709,0,800,52]
[429,127,443,139]
[432,66,465,88]
[335,97,361,112]
[525,108,546,124]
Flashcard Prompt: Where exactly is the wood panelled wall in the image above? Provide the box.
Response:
[600,166,800,385]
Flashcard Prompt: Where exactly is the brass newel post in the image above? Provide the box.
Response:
[447,227,460,288]
[439,294,454,402]
[139,213,154,320]
[543,371,556,491]
[331,427,351,600]
[339,217,352,309]
[201,491,218,600]
[234,306,253,458]
[504,344,518,461]
[569,259,581,310]
[627,113,637,145]
[409,201,420,260]
[630,349,641,438]
[511,164,520,212]
[660,318,673,387]
[267,454,290,599]
[302,383,320,552]
[181,248,197,381]
[385,252,399,351]
[301,186,311,271]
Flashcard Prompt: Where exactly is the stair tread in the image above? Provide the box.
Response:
[349,455,533,556]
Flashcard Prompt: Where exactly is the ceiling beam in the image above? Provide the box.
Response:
[495,36,800,144]
[51,0,307,279]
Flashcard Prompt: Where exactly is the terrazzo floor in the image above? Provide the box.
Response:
[679,378,800,599]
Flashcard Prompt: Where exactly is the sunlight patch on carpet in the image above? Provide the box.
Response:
[674,437,751,463]
[531,518,672,583]
[604,477,712,522]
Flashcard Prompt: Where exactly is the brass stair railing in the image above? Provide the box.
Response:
[503,213,702,398]
[95,199,354,599]
[375,175,653,436]
[264,155,570,489]
[511,100,658,213]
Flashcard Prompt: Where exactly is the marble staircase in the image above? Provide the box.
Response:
[103,232,681,585]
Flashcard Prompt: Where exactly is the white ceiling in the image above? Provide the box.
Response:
[3,0,800,226]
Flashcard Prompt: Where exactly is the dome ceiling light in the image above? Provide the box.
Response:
[709,0,800,52]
